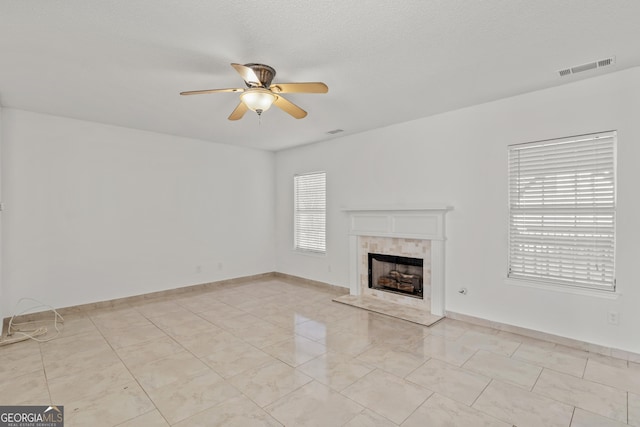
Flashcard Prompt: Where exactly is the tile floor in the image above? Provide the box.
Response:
[333,294,442,326]
[1,277,639,426]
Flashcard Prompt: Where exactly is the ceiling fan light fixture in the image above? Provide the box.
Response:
[240,88,277,114]
[181,62,327,120]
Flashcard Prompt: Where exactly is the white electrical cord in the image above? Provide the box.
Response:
[0,297,64,346]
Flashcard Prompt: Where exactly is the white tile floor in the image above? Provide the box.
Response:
[1,277,639,426]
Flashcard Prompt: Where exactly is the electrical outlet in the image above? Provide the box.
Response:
[607,311,619,325]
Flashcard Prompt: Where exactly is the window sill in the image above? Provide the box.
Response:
[293,248,327,258]
[504,277,620,300]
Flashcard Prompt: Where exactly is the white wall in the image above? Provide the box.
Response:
[0,105,4,323]
[275,67,640,353]
[1,109,275,314]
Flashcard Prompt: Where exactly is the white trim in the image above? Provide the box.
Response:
[445,310,636,361]
[504,277,620,300]
[346,209,450,241]
[342,205,453,212]
[345,207,452,316]
[291,248,327,258]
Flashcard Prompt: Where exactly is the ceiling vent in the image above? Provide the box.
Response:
[558,56,615,77]
[326,129,344,135]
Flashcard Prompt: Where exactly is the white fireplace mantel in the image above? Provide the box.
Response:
[342,205,452,240]
[344,206,452,316]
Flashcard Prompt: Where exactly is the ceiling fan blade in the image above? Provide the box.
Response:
[231,63,262,87]
[273,96,307,119]
[180,88,244,96]
[270,82,328,94]
[228,101,249,121]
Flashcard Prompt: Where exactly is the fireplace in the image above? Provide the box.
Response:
[368,253,423,298]
[344,206,452,316]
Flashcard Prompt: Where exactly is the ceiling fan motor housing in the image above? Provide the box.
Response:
[244,63,276,87]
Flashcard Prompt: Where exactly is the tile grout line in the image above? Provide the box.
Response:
[510,340,523,359]
[397,390,434,426]
[111,409,164,427]
[529,365,545,392]
[135,301,275,425]
[469,378,520,426]
[119,296,288,424]
[175,292,333,423]
[470,377,493,408]
[38,341,54,406]
[569,406,576,426]
[581,356,588,379]
[335,373,401,426]
[402,355,432,380]
[86,314,172,427]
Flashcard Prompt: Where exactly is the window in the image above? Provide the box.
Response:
[294,171,326,254]
[508,131,616,291]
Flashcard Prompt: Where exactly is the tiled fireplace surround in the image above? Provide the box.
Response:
[360,237,431,307]
[345,206,452,317]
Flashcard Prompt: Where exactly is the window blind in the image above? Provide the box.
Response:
[508,131,616,291]
[294,172,326,254]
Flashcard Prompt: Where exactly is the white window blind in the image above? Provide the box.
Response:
[294,172,326,254]
[508,131,616,291]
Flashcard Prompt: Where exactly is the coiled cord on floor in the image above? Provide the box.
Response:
[0,298,64,347]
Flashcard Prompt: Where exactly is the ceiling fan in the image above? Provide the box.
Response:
[180,63,328,120]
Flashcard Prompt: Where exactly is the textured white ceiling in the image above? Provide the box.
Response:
[1,0,640,151]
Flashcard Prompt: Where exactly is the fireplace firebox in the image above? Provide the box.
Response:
[368,253,423,299]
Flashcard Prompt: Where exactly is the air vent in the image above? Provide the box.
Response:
[558,56,615,77]
[571,62,598,73]
[598,57,614,67]
[326,129,344,135]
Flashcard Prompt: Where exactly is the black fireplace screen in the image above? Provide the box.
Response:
[368,253,423,298]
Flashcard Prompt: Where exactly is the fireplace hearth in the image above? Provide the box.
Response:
[368,253,423,299]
